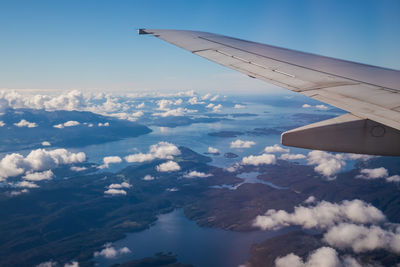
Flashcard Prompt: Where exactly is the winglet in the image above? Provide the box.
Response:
[138,28,151,35]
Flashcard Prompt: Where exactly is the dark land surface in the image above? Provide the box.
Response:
[1,145,400,266]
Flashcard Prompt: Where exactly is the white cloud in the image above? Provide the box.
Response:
[242,154,276,166]
[304,196,316,204]
[0,121,5,127]
[108,182,131,189]
[94,243,131,258]
[208,147,219,154]
[64,261,79,267]
[253,199,385,230]
[386,175,400,183]
[131,111,144,118]
[275,247,361,267]
[14,119,37,128]
[174,99,183,105]
[184,171,212,178]
[202,93,211,100]
[104,189,127,196]
[0,148,85,180]
[125,142,180,163]
[324,223,400,253]
[301,104,329,110]
[307,151,346,178]
[356,167,388,180]
[36,261,58,267]
[23,170,54,181]
[230,139,256,149]
[166,187,178,192]
[346,153,374,161]
[41,141,51,146]
[136,102,145,108]
[212,104,222,112]
[264,144,290,153]
[153,107,197,117]
[206,103,215,108]
[16,181,39,188]
[279,153,306,160]
[188,97,205,105]
[315,104,328,110]
[143,175,155,181]
[156,99,173,110]
[53,121,80,129]
[234,104,245,109]
[98,122,109,127]
[9,189,29,196]
[70,166,87,172]
[210,95,219,101]
[99,156,122,169]
[156,161,181,172]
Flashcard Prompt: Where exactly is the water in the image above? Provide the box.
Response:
[94,209,292,267]
[211,171,287,190]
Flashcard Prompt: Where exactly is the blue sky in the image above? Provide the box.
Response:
[0,0,399,93]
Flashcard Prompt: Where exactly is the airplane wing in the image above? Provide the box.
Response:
[138,29,400,156]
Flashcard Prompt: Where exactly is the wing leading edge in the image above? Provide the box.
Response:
[139,29,400,156]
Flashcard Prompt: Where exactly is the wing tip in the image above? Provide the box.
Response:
[138,28,151,35]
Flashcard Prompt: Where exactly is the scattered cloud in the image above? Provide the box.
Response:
[0,121,5,127]
[212,104,222,112]
[210,95,219,101]
[166,187,179,192]
[275,247,361,267]
[0,148,85,180]
[143,175,155,181]
[279,153,306,160]
[234,104,245,109]
[131,111,144,118]
[14,119,37,128]
[242,154,276,166]
[201,93,211,100]
[104,189,127,196]
[304,196,316,204]
[23,170,54,181]
[53,121,80,129]
[16,181,39,188]
[307,151,346,178]
[183,171,212,178]
[98,122,109,127]
[156,161,181,172]
[108,182,131,189]
[41,141,51,146]
[253,199,385,231]
[35,260,58,267]
[264,144,289,153]
[64,261,79,267]
[94,243,131,258]
[99,156,122,169]
[302,104,329,110]
[302,104,312,108]
[125,142,180,163]
[208,147,220,154]
[188,97,205,105]
[136,102,145,108]
[356,167,388,180]
[70,166,87,172]
[230,139,256,149]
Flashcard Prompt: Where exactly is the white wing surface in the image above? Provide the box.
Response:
[139,29,400,156]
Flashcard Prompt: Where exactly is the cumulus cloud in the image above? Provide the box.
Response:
[36,261,58,267]
[70,166,87,172]
[275,247,362,267]
[0,148,85,180]
[108,182,131,189]
[143,175,155,181]
[304,196,316,204]
[242,154,276,166]
[14,119,37,128]
[16,181,39,188]
[104,189,127,196]
[64,261,79,267]
[202,93,211,100]
[210,95,219,101]
[188,97,205,105]
[208,147,219,154]
[206,103,214,109]
[356,167,388,180]
[131,111,144,118]
[153,107,197,117]
[98,156,122,169]
[302,104,328,110]
[279,153,306,160]
[307,151,346,178]
[253,199,385,231]
[234,104,245,109]
[98,122,109,127]
[264,144,289,153]
[125,142,180,163]
[230,139,255,149]
[212,104,222,112]
[23,170,54,181]
[53,121,80,129]
[41,141,51,146]
[156,99,173,110]
[156,161,181,172]
[94,243,131,258]
[136,102,145,108]
[324,223,400,253]
[0,121,5,127]
[183,171,212,178]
